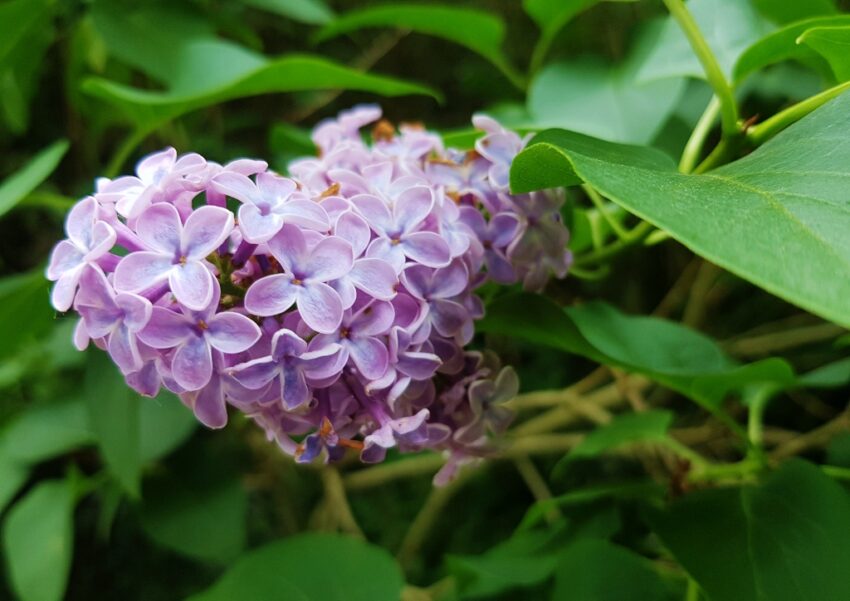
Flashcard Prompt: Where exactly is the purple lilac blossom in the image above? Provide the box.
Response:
[45,106,571,485]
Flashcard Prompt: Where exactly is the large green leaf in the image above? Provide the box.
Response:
[138,393,197,463]
[0,140,68,219]
[753,0,838,24]
[480,294,795,413]
[82,51,439,130]
[551,540,673,601]
[2,478,75,601]
[139,472,246,563]
[0,0,52,72]
[188,534,404,601]
[798,26,850,81]
[84,350,141,497]
[0,399,92,465]
[0,458,28,513]
[528,56,685,145]
[647,460,850,601]
[240,0,334,24]
[0,270,56,361]
[313,5,516,84]
[568,410,674,461]
[637,0,773,83]
[509,92,850,329]
[734,16,850,84]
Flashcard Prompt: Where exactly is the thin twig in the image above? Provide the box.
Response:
[724,323,845,357]
[320,466,365,538]
[513,456,561,523]
[770,407,850,460]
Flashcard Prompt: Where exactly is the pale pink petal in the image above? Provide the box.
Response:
[138,307,192,348]
[211,172,259,205]
[277,199,329,231]
[334,211,371,256]
[267,224,309,274]
[395,186,433,232]
[229,357,279,390]
[85,221,117,259]
[190,377,228,429]
[108,325,143,374]
[136,147,176,184]
[206,312,261,354]
[351,194,393,235]
[65,197,97,250]
[51,267,84,312]
[46,240,83,281]
[114,293,152,332]
[351,301,395,336]
[430,260,468,299]
[348,336,389,379]
[365,238,405,272]
[402,232,451,267]
[305,236,353,282]
[238,203,283,243]
[256,172,297,203]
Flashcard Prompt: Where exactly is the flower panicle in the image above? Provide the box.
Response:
[45,106,571,484]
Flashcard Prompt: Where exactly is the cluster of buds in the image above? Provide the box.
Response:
[46,106,571,483]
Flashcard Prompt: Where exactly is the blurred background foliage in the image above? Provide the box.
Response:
[2,0,850,600]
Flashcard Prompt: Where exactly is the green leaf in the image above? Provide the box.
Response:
[84,350,141,497]
[480,294,795,414]
[647,460,850,601]
[447,530,560,599]
[139,472,246,563]
[188,533,405,601]
[528,55,686,144]
[569,410,674,461]
[0,399,93,465]
[0,0,52,72]
[0,140,69,219]
[83,52,439,130]
[753,0,838,25]
[798,26,850,81]
[2,478,75,601]
[138,393,197,463]
[637,0,774,83]
[0,458,28,513]
[0,270,56,361]
[551,540,672,601]
[240,0,334,24]
[797,357,850,388]
[314,5,513,80]
[733,15,850,84]
[509,92,850,329]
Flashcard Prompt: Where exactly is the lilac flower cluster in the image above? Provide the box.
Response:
[46,106,570,483]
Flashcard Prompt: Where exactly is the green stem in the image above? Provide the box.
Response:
[693,137,738,174]
[679,96,720,173]
[104,126,151,179]
[583,184,630,240]
[492,56,528,93]
[686,578,701,601]
[822,465,850,481]
[746,80,850,146]
[660,437,711,470]
[661,0,739,137]
[574,220,655,267]
[689,458,763,483]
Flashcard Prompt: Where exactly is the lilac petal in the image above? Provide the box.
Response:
[402,232,451,267]
[86,221,117,259]
[431,260,468,299]
[397,351,442,380]
[191,377,228,429]
[66,197,97,250]
[51,268,83,312]
[278,199,329,231]
[182,205,234,260]
[305,236,353,281]
[211,172,259,204]
[73,319,90,351]
[301,344,346,379]
[229,357,279,389]
[492,367,520,404]
[347,336,388,379]
[400,264,432,300]
[272,329,308,360]
[114,293,152,332]
[172,335,213,391]
[76,302,120,338]
[394,186,433,232]
[296,283,343,334]
[256,172,296,201]
[351,300,395,336]
[485,251,516,284]
[46,240,83,280]
[108,325,143,374]
[238,203,283,243]
[244,274,298,316]
[125,361,161,397]
[136,147,176,183]
[365,237,405,272]
[351,194,393,235]
[348,259,397,300]
[169,261,215,311]
[138,307,192,348]
[335,211,371,256]
[74,266,115,311]
[135,203,181,254]
[490,213,520,247]
[113,252,173,293]
[280,364,310,409]
[206,312,261,353]
[267,224,309,273]
[431,299,468,337]
[331,277,357,310]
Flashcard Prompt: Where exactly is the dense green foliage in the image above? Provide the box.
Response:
[2,0,850,600]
